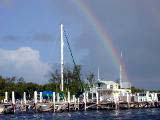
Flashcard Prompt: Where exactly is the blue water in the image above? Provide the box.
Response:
[0,108,160,120]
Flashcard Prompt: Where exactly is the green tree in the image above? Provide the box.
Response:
[131,86,145,93]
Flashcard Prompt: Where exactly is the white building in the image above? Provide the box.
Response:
[134,91,158,102]
[90,80,131,103]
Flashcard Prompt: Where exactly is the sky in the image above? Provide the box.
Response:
[0,0,160,89]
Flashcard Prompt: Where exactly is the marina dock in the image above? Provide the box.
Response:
[0,90,160,114]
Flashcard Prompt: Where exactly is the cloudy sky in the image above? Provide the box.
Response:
[0,0,160,89]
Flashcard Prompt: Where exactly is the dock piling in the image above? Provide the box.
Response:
[86,92,89,102]
[4,91,8,103]
[83,93,86,110]
[34,91,37,104]
[68,91,70,103]
[12,91,15,104]
[53,92,55,112]
[40,92,42,103]
[96,91,98,110]
[78,98,80,110]
[57,93,60,103]
[23,92,26,104]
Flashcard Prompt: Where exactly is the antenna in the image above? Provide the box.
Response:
[121,51,123,58]
[98,67,100,81]
[60,24,64,91]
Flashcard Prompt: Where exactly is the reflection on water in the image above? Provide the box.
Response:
[0,108,160,120]
[113,110,119,116]
[67,113,71,117]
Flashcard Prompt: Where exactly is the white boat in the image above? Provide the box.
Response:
[0,105,4,114]
[37,104,53,112]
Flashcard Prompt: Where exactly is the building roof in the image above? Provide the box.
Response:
[96,80,118,85]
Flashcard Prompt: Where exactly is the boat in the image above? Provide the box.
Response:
[3,104,14,114]
[0,105,4,114]
[37,104,53,112]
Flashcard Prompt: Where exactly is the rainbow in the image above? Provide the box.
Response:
[72,0,128,80]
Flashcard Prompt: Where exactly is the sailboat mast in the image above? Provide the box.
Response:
[61,24,64,91]
[120,51,122,88]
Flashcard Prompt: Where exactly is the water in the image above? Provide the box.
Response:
[0,108,160,120]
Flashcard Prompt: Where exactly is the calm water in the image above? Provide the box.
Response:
[0,108,160,120]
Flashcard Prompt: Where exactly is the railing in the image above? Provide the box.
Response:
[90,87,120,93]
[94,87,114,91]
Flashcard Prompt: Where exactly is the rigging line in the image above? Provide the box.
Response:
[63,29,83,90]
[63,29,77,67]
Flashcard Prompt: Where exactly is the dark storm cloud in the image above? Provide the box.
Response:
[32,33,55,42]
[0,0,12,7]
[74,26,119,80]
[1,35,20,42]
[0,33,55,42]
[70,0,160,89]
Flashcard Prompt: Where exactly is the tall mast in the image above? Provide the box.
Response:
[60,24,64,91]
[120,51,122,88]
